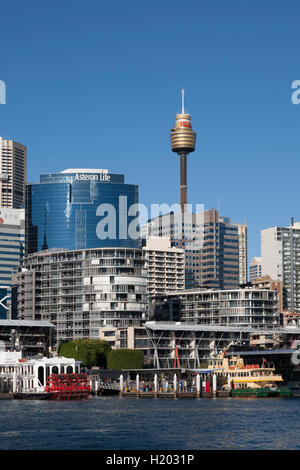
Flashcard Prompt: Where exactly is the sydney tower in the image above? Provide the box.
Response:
[170,90,196,212]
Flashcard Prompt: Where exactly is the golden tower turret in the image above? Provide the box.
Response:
[170,90,196,212]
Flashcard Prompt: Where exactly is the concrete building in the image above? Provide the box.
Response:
[0,208,25,317]
[142,208,240,290]
[99,325,150,363]
[249,257,262,282]
[0,138,27,209]
[234,223,247,284]
[12,247,148,348]
[261,222,300,312]
[142,237,185,300]
[158,287,279,328]
[250,275,284,313]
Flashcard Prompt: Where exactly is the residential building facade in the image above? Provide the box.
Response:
[160,287,279,328]
[142,208,240,290]
[0,138,27,209]
[249,256,262,282]
[12,247,147,347]
[234,222,247,284]
[142,237,185,300]
[261,222,300,312]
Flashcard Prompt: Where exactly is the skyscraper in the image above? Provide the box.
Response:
[234,222,248,284]
[0,138,27,209]
[25,168,139,255]
[142,208,240,290]
[170,90,196,212]
[261,221,300,312]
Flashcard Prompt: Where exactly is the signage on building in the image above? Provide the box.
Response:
[74,173,111,182]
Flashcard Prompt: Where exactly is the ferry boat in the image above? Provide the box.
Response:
[208,353,290,398]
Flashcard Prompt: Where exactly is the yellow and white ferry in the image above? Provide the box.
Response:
[208,353,290,398]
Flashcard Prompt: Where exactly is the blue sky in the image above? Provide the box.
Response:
[0,0,300,265]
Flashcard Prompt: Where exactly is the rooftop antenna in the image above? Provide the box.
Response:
[181,89,185,114]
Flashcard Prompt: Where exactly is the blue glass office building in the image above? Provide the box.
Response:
[25,169,139,255]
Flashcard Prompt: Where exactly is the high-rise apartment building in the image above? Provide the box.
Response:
[142,237,185,300]
[234,223,247,284]
[163,287,279,328]
[12,247,147,346]
[261,222,300,312]
[142,208,239,290]
[249,257,262,282]
[0,138,27,209]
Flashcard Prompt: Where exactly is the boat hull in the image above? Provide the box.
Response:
[230,386,290,398]
[14,392,51,400]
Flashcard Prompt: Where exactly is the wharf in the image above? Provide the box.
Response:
[0,393,14,400]
[120,391,214,398]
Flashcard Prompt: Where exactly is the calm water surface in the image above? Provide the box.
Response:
[0,396,299,450]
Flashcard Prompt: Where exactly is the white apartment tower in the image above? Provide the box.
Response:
[0,138,27,208]
[249,257,262,282]
[261,221,300,312]
[143,237,185,300]
[234,222,248,284]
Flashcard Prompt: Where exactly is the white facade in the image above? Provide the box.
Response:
[249,256,262,282]
[261,227,282,280]
[0,351,81,393]
[261,223,300,311]
[143,237,185,299]
[234,223,248,284]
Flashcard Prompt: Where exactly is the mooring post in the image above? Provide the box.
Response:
[136,374,140,397]
[154,373,158,397]
[119,374,124,397]
[173,373,177,398]
[212,373,217,397]
[196,374,201,398]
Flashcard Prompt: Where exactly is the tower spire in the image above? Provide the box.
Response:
[181,89,185,114]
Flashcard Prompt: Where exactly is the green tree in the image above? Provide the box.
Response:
[58,339,111,368]
[107,349,144,370]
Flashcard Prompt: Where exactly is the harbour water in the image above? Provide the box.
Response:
[0,396,299,450]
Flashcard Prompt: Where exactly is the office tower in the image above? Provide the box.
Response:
[142,208,240,290]
[25,168,139,255]
[142,236,185,300]
[170,90,196,212]
[0,138,27,208]
[234,223,247,284]
[12,247,147,347]
[0,208,25,318]
[249,256,262,282]
[261,221,300,312]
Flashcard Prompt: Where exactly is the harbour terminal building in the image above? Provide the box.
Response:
[12,247,147,347]
[25,169,139,255]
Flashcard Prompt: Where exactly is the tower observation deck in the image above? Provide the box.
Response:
[170,90,196,212]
